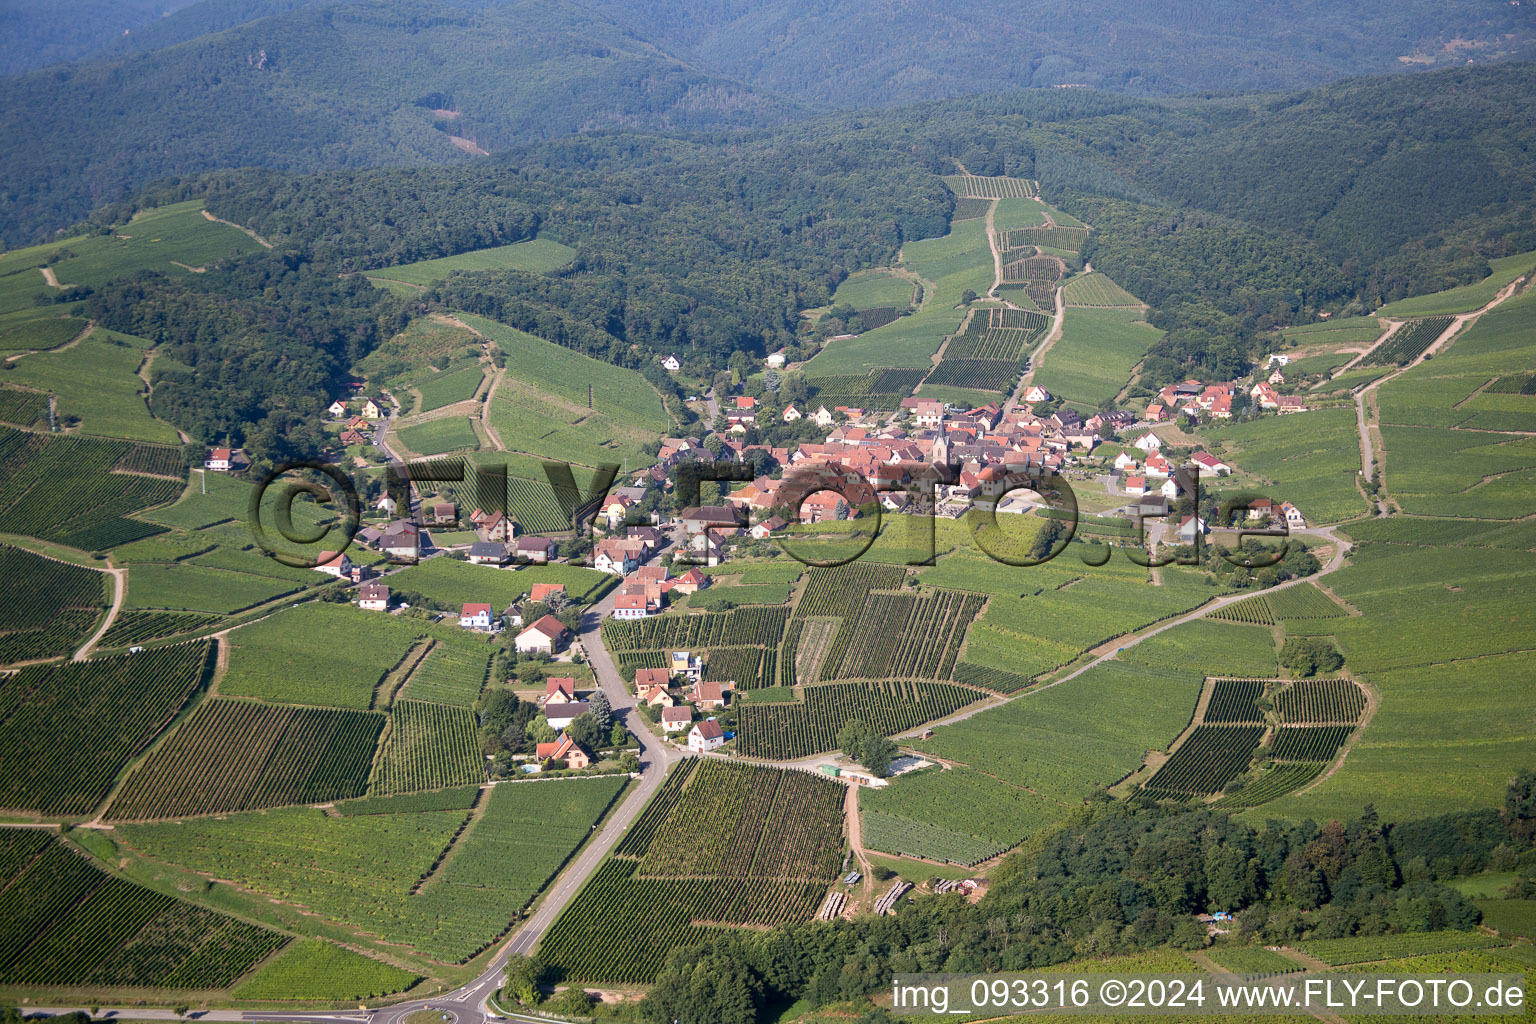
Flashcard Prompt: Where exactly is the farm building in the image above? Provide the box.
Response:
[357,582,390,611]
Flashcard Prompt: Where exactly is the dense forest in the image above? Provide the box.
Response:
[625,774,1536,1024]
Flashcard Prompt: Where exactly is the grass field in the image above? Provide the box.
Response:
[1376,250,1536,318]
[457,313,669,432]
[1034,307,1162,409]
[230,938,419,1001]
[363,239,576,288]
[913,660,1202,802]
[832,269,914,310]
[803,218,993,376]
[397,416,480,456]
[3,328,178,442]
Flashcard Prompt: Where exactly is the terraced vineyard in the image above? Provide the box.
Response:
[1275,678,1366,723]
[1360,315,1455,366]
[107,697,384,819]
[541,761,842,983]
[1142,725,1264,798]
[0,829,287,989]
[369,700,485,794]
[0,642,210,816]
[736,680,987,759]
[0,542,107,662]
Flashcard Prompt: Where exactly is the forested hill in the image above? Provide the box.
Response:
[0,0,796,245]
[584,0,1536,104]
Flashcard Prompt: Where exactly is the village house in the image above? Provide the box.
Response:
[633,667,672,692]
[601,494,636,529]
[530,583,566,604]
[514,535,556,563]
[1177,515,1209,543]
[545,701,591,731]
[638,683,675,707]
[1281,502,1307,528]
[662,568,708,596]
[204,447,235,472]
[660,354,682,372]
[688,720,727,753]
[1023,385,1051,404]
[688,681,727,709]
[1144,453,1172,478]
[360,397,387,419]
[357,582,390,612]
[515,614,569,655]
[535,733,591,770]
[467,541,510,565]
[1124,474,1147,496]
[1245,497,1275,520]
[1189,452,1231,476]
[340,429,369,445]
[680,505,742,537]
[594,538,641,576]
[660,706,693,733]
[671,650,702,682]
[381,521,420,560]
[313,550,352,578]
[327,399,349,418]
[766,350,787,369]
[1113,451,1140,472]
[427,502,457,526]
[375,494,398,516]
[1134,432,1165,453]
[544,677,577,705]
[812,405,835,428]
[612,593,652,619]
[481,511,515,542]
[1276,396,1310,415]
[459,602,496,632]
[782,403,802,422]
[750,514,787,540]
[1145,403,1167,422]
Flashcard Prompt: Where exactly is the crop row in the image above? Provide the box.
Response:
[0,386,47,427]
[0,426,181,550]
[702,645,775,688]
[0,829,287,989]
[1211,762,1324,809]
[1270,725,1354,762]
[1275,678,1365,724]
[951,660,1036,694]
[112,442,186,478]
[735,680,986,759]
[999,226,1090,251]
[1485,373,1536,395]
[794,563,907,619]
[539,858,827,983]
[602,605,790,652]
[1265,583,1347,619]
[1144,725,1264,796]
[1361,316,1455,366]
[827,589,983,681]
[945,175,1037,199]
[614,759,699,858]
[0,542,105,636]
[0,642,210,816]
[370,700,485,795]
[107,697,384,820]
[1208,594,1276,625]
[401,641,493,706]
[1204,678,1265,723]
[924,358,1020,393]
[635,760,843,880]
[861,809,1005,866]
[1297,929,1502,966]
[98,610,222,648]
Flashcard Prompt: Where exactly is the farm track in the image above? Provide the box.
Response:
[4,319,95,364]
[199,208,273,249]
[1004,283,1065,413]
[71,565,126,661]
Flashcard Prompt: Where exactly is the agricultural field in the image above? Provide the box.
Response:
[0,643,210,816]
[832,269,915,310]
[2,328,180,443]
[1211,762,1324,809]
[369,700,484,795]
[1375,249,1536,317]
[735,680,986,759]
[1269,725,1353,762]
[140,470,253,530]
[915,661,1202,803]
[46,202,260,288]
[388,557,614,609]
[859,766,1067,866]
[397,415,480,456]
[457,313,669,432]
[125,562,303,614]
[0,426,184,550]
[1141,725,1265,798]
[603,605,790,652]
[803,217,992,376]
[488,375,658,470]
[229,938,419,1001]
[1296,929,1502,965]
[363,238,576,288]
[1274,678,1365,723]
[411,363,484,414]
[0,316,87,354]
[540,761,841,983]
[1207,593,1276,625]
[1206,946,1304,975]
[1202,679,1266,724]
[805,367,928,409]
[97,610,223,648]
[1358,315,1454,366]
[107,698,384,820]
[1034,307,1163,410]
[400,641,492,705]
[821,588,982,681]
[1265,583,1348,619]
[0,543,108,663]
[220,601,488,710]
[0,829,288,990]
[1061,272,1140,307]
[992,197,1047,230]
[1120,620,1278,678]
[120,776,625,963]
[944,174,1037,199]
[1198,407,1369,524]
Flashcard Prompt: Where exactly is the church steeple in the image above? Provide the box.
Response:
[932,409,949,466]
